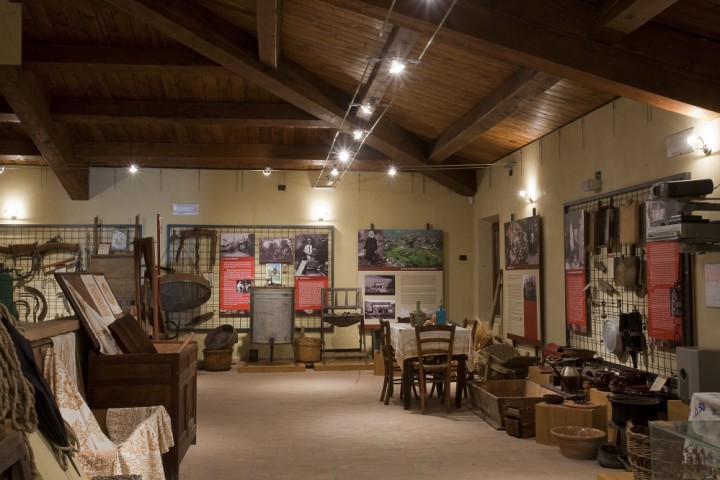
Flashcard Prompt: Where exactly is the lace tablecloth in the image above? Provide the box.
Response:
[389,322,473,370]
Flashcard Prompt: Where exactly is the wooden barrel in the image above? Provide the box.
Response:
[295,337,321,363]
[203,348,233,371]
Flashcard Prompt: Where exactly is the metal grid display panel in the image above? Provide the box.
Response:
[0,224,139,322]
[166,224,334,333]
[564,175,688,379]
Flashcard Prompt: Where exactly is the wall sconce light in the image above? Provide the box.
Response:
[263,166,272,176]
[687,134,713,156]
[0,164,5,174]
[519,190,534,203]
[128,164,138,174]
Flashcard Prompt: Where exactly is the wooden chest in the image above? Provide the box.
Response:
[87,341,198,480]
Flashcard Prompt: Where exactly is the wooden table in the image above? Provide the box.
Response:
[389,323,473,410]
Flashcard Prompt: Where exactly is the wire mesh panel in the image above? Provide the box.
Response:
[0,224,139,322]
[564,174,688,378]
[165,224,334,333]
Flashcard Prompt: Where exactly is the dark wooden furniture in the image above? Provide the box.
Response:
[320,288,366,363]
[411,324,456,414]
[0,432,32,480]
[87,340,198,480]
[379,319,404,405]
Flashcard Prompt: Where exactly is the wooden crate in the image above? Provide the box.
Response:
[468,380,549,428]
[87,341,198,480]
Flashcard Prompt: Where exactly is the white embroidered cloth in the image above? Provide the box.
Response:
[43,347,173,480]
[389,323,473,370]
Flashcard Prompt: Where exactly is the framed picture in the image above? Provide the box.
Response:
[110,228,129,252]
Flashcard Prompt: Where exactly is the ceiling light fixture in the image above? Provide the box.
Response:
[389,59,405,74]
[331,167,339,176]
[313,0,459,189]
[263,166,272,176]
[353,130,365,141]
[388,166,397,176]
[128,164,138,174]
[338,150,351,162]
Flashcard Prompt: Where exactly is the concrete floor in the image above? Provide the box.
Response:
[180,368,608,480]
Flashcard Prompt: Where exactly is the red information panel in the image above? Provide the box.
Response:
[647,241,681,341]
[219,256,255,312]
[294,276,328,310]
[565,270,587,329]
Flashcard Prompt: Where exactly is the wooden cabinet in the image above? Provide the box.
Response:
[87,341,197,480]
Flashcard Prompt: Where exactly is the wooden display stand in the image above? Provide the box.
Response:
[87,341,197,480]
[535,402,607,445]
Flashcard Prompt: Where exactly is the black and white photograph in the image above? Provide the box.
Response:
[363,300,396,319]
[364,274,395,296]
[294,233,328,276]
[220,233,255,257]
[358,229,383,267]
[259,237,294,263]
[564,210,586,270]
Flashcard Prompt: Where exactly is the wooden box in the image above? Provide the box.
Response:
[87,340,197,480]
[667,399,690,421]
[505,406,536,438]
[468,380,550,429]
[535,402,607,445]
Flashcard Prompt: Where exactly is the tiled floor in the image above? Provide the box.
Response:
[180,368,607,479]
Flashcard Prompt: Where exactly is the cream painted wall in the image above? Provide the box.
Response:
[472,98,720,348]
[0,166,475,356]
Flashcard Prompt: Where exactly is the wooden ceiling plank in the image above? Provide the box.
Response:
[104,0,476,194]
[0,138,42,157]
[0,66,88,199]
[430,68,559,162]
[50,98,332,127]
[256,0,282,70]
[324,0,720,118]
[589,0,679,44]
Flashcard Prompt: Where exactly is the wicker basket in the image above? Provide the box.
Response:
[295,336,321,363]
[626,422,684,480]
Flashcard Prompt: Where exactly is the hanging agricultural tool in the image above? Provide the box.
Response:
[172,228,218,273]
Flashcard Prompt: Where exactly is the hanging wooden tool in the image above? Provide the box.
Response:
[134,237,166,339]
[488,269,503,331]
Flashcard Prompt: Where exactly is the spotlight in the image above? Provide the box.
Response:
[128,164,138,174]
[519,190,534,203]
[263,166,272,176]
[353,130,365,141]
[388,166,397,176]
[687,135,713,156]
[0,165,4,174]
[331,168,339,177]
[338,150,350,162]
[389,59,405,74]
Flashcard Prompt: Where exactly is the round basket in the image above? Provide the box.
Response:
[160,274,212,312]
[204,325,238,350]
[203,348,233,371]
[626,422,684,480]
[295,336,321,363]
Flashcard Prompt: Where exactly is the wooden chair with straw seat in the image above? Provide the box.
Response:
[411,324,456,414]
[379,319,403,404]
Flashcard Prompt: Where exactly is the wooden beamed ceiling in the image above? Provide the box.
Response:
[0,0,717,199]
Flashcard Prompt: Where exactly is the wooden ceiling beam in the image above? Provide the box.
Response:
[256,0,282,69]
[0,66,88,199]
[355,26,419,121]
[74,142,388,170]
[103,0,476,195]
[589,0,679,45]
[325,0,720,118]
[51,99,331,127]
[22,44,226,75]
[430,68,559,162]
